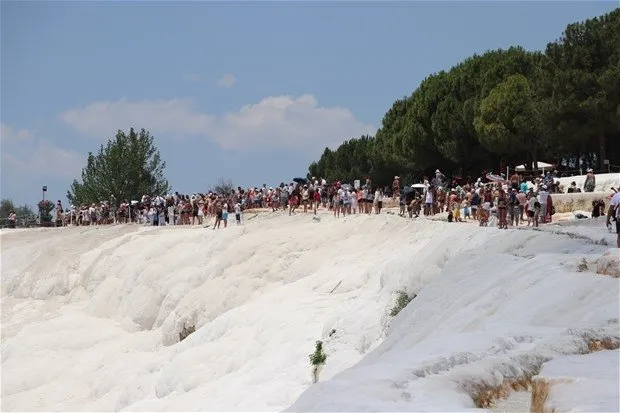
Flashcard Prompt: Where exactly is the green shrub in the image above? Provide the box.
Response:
[390,290,415,317]
[309,340,327,366]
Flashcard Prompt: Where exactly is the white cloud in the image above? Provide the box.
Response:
[1,123,33,142]
[217,73,237,88]
[185,74,202,83]
[1,123,84,180]
[60,94,376,151]
[60,98,214,140]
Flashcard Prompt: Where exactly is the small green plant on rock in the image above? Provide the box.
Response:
[309,340,327,383]
[390,290,415,317]
[309,340,327,365]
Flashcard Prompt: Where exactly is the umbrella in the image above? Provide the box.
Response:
[293,177,308,185]
[410,183,426,189]
[486,173,507,183]
[340,183,352,190]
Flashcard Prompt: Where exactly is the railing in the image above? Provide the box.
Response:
[607,164,620,173]
[0,214,43,229]
[504,166,619,181]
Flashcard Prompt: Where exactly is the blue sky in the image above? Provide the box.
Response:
[1,1,617,209]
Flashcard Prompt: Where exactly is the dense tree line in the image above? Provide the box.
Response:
[308,9,620,185]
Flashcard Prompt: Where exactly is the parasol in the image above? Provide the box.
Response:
[486,173,507,183]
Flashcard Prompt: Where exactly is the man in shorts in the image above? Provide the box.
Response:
[606,190,620,248]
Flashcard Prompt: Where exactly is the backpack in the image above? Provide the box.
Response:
[509,193,518,207]
[472,193,480,206]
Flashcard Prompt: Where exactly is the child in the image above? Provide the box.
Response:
[453,205,462,222]
[478,204,489,226]
[461,199,470,220]
[534,201,541,227]
[221,203,229,228]
[235,202,242,225]
[399,195,406,216]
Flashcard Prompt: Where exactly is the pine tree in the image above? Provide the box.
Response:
[67,128,170,206]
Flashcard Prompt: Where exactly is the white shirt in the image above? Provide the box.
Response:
[425,189,433,204]
[610,192,620,219]
[538,190,549,204]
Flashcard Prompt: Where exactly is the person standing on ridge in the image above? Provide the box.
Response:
[234,201,242,225]
[606,189,620,248]
[7,211,16,228]
[584,169,596,192]
[392,176,400,201]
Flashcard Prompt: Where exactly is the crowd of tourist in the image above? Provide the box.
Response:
[409,169,559,228]
[51,177,394,228]
[4,167,610,232]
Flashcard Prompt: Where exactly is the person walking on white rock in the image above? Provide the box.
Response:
[606,189,620,248]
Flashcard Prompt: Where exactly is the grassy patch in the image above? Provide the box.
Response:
[309,340,327,366]
[390,290,416,317]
